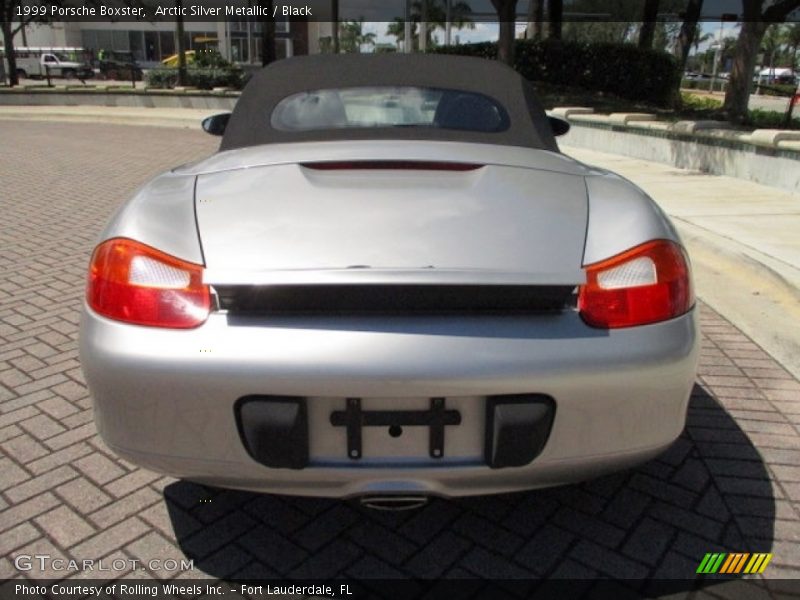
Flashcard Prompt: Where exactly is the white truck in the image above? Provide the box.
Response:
[4,47,93,80]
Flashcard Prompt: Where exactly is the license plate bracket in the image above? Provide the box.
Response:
[330,397,461,460]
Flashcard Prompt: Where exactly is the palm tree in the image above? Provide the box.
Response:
[760,24,785,78]
[524,0,544,40]
[491,0,518,64]
[723,0,797,123]
[653,22,682,53]
[386,19,423,50]
[692,24,712,57]
[674,0,703,73]
[547,0,562,41]
[783,23,800,72]
[175,0,187,86]
[638,0,660,49]
[719,35,738,72]
[254,1,275,66]
[386,0,474,51]
[339,20,377,53]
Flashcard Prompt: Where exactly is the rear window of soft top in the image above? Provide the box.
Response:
[270,86,510,134]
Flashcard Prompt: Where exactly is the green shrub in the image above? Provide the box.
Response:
[747,108,800,129]
[680,92,723,110]
[681,78,727,93]
[145,68,178,89]
[145,66,246,90]
[193,49,232,69]
[754,82,796,98]
[433,39,680,107]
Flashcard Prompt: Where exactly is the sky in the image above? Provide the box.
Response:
[697,22,741,52]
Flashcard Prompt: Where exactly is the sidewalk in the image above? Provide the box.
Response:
[0,105,218,129]
[2,104,798,377]
[561,145,800,379]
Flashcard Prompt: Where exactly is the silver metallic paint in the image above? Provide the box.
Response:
[81,307,698,497]
[82,139,700,497]
[583,171,681,265]
[100,173,202,265]
[196,161,588,284]
[173,140,597,178]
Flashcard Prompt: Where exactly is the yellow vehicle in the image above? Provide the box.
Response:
[160,50,196,68]
[161,36,218,67]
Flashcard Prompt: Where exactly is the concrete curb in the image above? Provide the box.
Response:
[560,118,800,194]
[0,88,238,110]
[745,129,800,147]
[674,219,800,379]
[0,106,220,129]
[563,144,800,380]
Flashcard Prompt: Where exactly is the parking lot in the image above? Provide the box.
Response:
[1,121,799,592]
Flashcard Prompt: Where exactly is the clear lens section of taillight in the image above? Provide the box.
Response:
[87,238,210,329]
[578,239,694,329]
[596,256,657,290]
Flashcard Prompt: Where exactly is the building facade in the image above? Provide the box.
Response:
[3,19,327,68]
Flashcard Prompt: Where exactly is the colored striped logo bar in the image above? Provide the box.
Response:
[696,553,773,574]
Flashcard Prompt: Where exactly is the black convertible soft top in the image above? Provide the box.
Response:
[220,53,558,152]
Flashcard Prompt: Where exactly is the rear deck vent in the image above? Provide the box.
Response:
[301,161,482,171]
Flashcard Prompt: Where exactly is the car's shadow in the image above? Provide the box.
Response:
[165,383,773,594]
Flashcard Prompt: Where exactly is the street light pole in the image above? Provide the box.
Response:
[420,0,427,52]
[710,42,721,93]
[709,21,724,94]
[404,0,412,53]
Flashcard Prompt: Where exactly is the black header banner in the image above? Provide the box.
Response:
[8,0,800,23]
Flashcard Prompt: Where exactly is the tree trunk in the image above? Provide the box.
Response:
[260,9,275,65]
[525,0,544,40]
[547,0,562,40]
[638,0,659,49]
[332,0,339,53]
[1,19,18,87]
[674,0,703,71]
[491,0,518,65]
[723,18,769,122]
[175,0,187,87]
[257,0,275,66]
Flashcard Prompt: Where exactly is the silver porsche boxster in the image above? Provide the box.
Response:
[80,54,699,501]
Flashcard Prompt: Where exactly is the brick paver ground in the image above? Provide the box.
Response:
[1,122,799,593]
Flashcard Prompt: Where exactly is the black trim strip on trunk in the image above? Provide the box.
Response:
[214,284,576,316]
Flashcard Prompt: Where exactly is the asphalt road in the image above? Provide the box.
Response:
[1,122,799,593]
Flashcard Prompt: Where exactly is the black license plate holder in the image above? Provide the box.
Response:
[330,397,461,460]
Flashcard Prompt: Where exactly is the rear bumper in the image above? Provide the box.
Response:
[80,307,699,497]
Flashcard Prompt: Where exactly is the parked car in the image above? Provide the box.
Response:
[683,71,713,81]
[80,54,699,504]
[98,51,143,81]
[755,67,797,86]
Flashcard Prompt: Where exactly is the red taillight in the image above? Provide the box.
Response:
[578,239,694,329]
[87,238,210,329]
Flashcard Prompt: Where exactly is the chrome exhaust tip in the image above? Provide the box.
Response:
[359,495,429,511]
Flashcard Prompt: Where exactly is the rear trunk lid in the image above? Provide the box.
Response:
[194,143,589,289]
